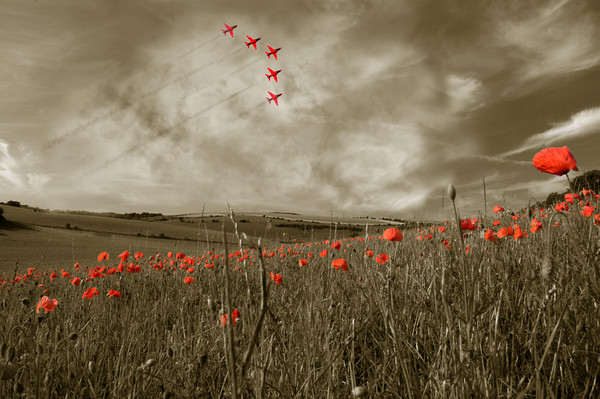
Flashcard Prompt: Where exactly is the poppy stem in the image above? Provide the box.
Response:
[221,224,238,399]
[238,239,269,393]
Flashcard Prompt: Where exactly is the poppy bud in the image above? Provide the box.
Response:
[447,183,456,201]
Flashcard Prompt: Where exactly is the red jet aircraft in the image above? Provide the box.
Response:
[265,68,282,82]
[266,91,283,106]
[221,23,237,37]
[265,45,281,60]
[245,36,261,50]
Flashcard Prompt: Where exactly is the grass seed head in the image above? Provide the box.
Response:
[448,183,456,201]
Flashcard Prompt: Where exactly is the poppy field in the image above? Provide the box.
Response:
[1,147,600,398]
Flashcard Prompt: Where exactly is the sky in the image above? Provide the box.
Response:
[1,0,600,220]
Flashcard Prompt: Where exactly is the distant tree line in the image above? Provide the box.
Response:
[115,212,164,220]
[543,169,600,206]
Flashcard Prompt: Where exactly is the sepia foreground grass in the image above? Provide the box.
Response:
[1,202,600,398]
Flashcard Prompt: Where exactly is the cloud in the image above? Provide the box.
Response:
[501,106,600,157]
[495,0,600,92]
[0,140,50,193]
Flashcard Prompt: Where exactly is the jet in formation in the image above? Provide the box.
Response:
[221,23,237,37]
[265,45,281,60]
[245,35,261,50]
[265,68,282,82]
[266,91,283,106]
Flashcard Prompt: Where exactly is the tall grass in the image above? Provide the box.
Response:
[1,197,599,397]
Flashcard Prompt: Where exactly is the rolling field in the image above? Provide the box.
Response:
[0,188,599,397]
[0,205,382,275]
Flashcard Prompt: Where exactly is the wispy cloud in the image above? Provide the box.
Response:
[501,106,600,157]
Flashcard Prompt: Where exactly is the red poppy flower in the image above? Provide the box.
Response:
[320,249,328,257]
[62,271,70,278]
[375,254,389,264]
[176,252,185,259]
[331,259,348,271]
[438,226,446,233]
[36,296,58,314]
[383,228,403,242]
[532,146,578,176]
[299,259,308,267]
[50,272,57,281]
[270,272,282,285]
[205,263,214,269]
[118,251,129,262]
[484,229,497,242]
[460,219,476,231]
[493,205,505,214]
[581,206,595,217]
[82,287,99,299]
[183,277,195,284]
[71,277,81,286]
[530,218,543,233]
[221,309,241,327]
[365,250,374,258]
[107,289,121,298]
[97,252,109,262]
[331,242,342,250]
[496,226,514,239]
[134,252,144,260]
[555,202,568,211]
[513,226,524,240]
